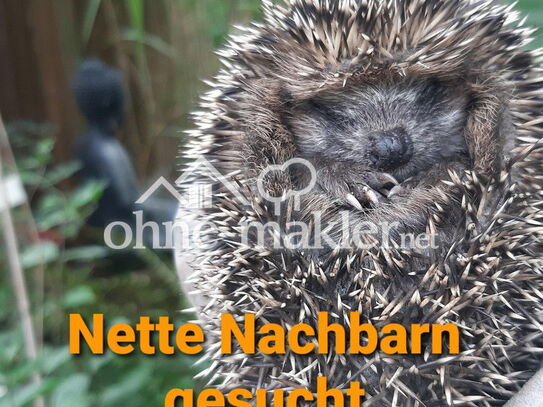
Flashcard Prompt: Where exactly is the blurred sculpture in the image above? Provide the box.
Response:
[72,60,176,248]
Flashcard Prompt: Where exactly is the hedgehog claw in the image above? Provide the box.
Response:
[387,185,404,198]
[346,193,364,210]
[382,173,399,187]
[366,173,399,198]
[361,186,381,205]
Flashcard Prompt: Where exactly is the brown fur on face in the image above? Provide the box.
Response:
[226,70,512,236]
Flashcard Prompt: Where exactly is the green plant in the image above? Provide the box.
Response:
[0,123,201,406]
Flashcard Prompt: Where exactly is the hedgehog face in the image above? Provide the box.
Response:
[291,78,469,182]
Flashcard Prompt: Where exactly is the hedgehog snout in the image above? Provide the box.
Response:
[368,127,413,170]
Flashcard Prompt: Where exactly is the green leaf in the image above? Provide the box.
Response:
[45,161,82,185]
[88,352,115,373]
[0,380,49,407]
[0,331,22,366]
[62,245,109,262]
[20,242,60,269]
[58,221,83,239]
[35,191,67,230]
[50,374,91,407]
[5,358,39,384]
[82,0,103,46]
[124,0,146,69]
[98,364,151,406]
[121,29,175,58]
[69,180,105,209]
[62,286,96,308]
[18,142,53,171]
[36,181,104,238]
[19,171,45,187]
[124,0,144,34]
[39,346,72,375]
[0,288,10,321]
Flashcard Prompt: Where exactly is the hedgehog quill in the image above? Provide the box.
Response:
[176,0,543,405]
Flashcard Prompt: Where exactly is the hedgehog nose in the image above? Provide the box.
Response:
[369,127,413,170]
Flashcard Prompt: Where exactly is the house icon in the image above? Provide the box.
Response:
[135,157,249,209]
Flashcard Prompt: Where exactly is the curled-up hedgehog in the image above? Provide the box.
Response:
[175,0,543,405]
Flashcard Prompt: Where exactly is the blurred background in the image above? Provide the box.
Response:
[0,1,541,406]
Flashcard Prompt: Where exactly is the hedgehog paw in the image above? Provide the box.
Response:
[344,172,399,210]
